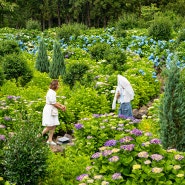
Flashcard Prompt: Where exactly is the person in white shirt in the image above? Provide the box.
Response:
[42,80,66,145]
[112,75,134,118]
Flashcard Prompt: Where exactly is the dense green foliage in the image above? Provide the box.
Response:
[2,53,33,86]
[148,16,172,40]
[3,122,49,185]
[26,19,41,31]
[1,0,185,30]
[159,62,185,151]
[40,152,90,185]
[104,47,127,71]
[1,17,185,184]
[72,115,185,184]
[63,62,89,88]
[56,23,88,43]
[0,40,20,57]
[177,29,185,43]
[88,43,111,61]
[0,67,4,86]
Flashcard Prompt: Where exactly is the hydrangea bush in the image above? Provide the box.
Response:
[73,114,185,185]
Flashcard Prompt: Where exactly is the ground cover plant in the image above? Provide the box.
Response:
[0,22,185,184]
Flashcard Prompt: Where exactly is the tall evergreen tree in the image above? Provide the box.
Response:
[49,41,66,79]
[35,38,50,73]
[159,62,185,151]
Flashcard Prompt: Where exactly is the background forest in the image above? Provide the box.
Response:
[0,0,185,29]
[1,0,185,185]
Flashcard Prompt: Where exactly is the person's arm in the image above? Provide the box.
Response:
[53,102,66,111]
[116,91,120,99]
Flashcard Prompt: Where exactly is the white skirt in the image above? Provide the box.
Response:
[42,104,60,126]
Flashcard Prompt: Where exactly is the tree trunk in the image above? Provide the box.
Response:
[42,19,45,30]
[86,2,91,27]
[103,16,107,28]
[57,0,61,26]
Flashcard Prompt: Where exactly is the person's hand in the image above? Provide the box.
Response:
[116,91,120,99]
[60,105,66,111]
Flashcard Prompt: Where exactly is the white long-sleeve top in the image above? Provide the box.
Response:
[112,75,134,110]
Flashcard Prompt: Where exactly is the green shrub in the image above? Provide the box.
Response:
[0,40,20,58]
[175,41,185,60]
[0,80,20,97]
[3,122,49,185]
[2,53,33,86]
[74,114,185,184]
[66,85,110,121]
[159,62,185,151]
[177,29,185,43]
[49,41,66,79]
[115,13,138,30]
[56,23,87,43]
[148,16,172,40]
[63,47,91,60]
[0,67,4,86]
[41,151,90,185]
[104,47,127,71]
[63,61,89,88]
[88,43,111,61]
[35,38,50,73]
[26,19,41,30]
[25,71,51,92]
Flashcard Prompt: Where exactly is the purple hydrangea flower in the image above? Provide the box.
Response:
[102,150,113,156]
[118,114,126,119]
[130,128,143,136]
[108,156,119,162]
[74,123,84,130]
[91,152,101,159]
[7,95,14,100]
[93,114,102,118]
[132,119,141,123]
[0,135,5,141]
[104,139,117,147]
[119,136,134,143]
[174,154,184,161]
[150,154,163,161]
[138,151,149,158]
[4,116,12,121]
[112,173,122,180]
[76,174,89,181]
[120,144,135,151]
[150,138,161,144]
[145,132,153,137]
[0,124,6,129]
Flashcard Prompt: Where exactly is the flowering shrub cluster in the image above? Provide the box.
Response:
[73,114,185,185]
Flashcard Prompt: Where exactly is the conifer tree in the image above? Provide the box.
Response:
[35,38,50,73]
[159,62,185,151]
[49,41,66,79]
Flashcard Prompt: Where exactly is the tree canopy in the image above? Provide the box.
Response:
[0,0,185,29]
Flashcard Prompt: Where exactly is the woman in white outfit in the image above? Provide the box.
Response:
[42,80,66,145]
[112,75,134,118]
